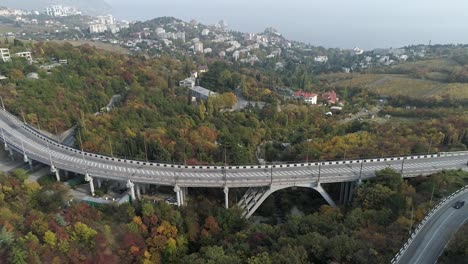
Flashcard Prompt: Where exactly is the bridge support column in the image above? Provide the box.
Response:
[53,168,60,182]
[142,184,148,194]
[126,180,136,201]
[349,181,356,202]
[96,178,102,188]
[136,184,141,200]
[339,182,345,204]
[339,182,355,205]
[174,185,181,207]
[8,148,14,161]
[85,173,95,196]
[181,187,188,206]
[224,186,229,209]
[23,155,33,171]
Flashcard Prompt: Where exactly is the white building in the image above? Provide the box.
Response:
[201,29,210,36]
[194,42,204,53]
[174,32,186,42]
[399,55,409,61]
[89,24,107,34]
[26,72,39,80]
[353,47,364,55]
[232,51,240,61]
[0,48,11,62]
[155,28,165,35]
[275,62,284,71]
[13,52,33,63]
[179,77,196,88]
[314,56,328,63]
[44,5,80,17]
[98,15,115,25]
[293,91,318,105]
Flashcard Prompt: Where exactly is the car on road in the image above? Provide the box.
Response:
[453,200,465,209]
[165,197,177,206]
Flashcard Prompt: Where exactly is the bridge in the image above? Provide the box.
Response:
[0,108,467,218]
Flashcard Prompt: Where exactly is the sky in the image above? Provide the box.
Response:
[106,0,468,49]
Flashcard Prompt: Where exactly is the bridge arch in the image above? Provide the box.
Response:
[238,183,337,219]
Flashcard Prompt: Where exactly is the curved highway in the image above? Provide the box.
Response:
[397,190,468,264]
[0,109,467,188]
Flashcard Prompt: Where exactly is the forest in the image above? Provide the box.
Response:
[0,39,467,263]
[0,42,467,166]
[0,168,466,263]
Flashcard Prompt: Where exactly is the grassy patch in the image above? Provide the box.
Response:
[324,73,468,100]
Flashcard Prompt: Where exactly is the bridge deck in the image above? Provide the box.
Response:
[1,110,467,187]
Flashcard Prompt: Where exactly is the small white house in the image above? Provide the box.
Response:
[314,56,328,63]
[201,29,210,36]
[179,77,196,88]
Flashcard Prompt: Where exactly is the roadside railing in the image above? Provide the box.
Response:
[391,185,468,264]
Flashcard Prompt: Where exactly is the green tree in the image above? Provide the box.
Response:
[44,230,57,248]
[68,222,98,248]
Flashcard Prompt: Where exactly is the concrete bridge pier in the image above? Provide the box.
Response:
[8,148,14,161]
[174,185,181,206]
[96,178,102,188]
[339,181,356,205]
[22,154,34,171]
[50,166,60,181]
[181,187,188,205]
[224,186,229,209]
[84,173,95,196]
[27,159,33,171]
[173,186,188,206]
[136,184,142,200]
[126,180,136,201]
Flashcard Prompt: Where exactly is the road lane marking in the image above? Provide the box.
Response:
[413,210,457,264]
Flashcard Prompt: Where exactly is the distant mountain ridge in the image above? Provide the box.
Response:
[0,0,111,16]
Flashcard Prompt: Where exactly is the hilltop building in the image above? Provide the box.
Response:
[179,77,196,88]
[314,56,328,63]
[194,42,204,53]
[189,86,217,101]
[44,5,81,17]
[14,52,33,63]
[0,48,11,62]
[293,91,318,105]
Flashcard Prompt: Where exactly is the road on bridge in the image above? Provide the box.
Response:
[398,191,468,264]
[0,109,467,188]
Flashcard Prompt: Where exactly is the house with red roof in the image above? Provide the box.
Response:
[322,90,338,104]
[293,91,318,105]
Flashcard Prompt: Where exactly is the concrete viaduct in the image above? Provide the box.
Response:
[0,109,467,218]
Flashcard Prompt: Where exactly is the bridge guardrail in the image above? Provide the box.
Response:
[391,184,468,264]
[14,120,468,172]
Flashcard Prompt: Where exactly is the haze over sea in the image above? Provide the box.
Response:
[107,0,468,50]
